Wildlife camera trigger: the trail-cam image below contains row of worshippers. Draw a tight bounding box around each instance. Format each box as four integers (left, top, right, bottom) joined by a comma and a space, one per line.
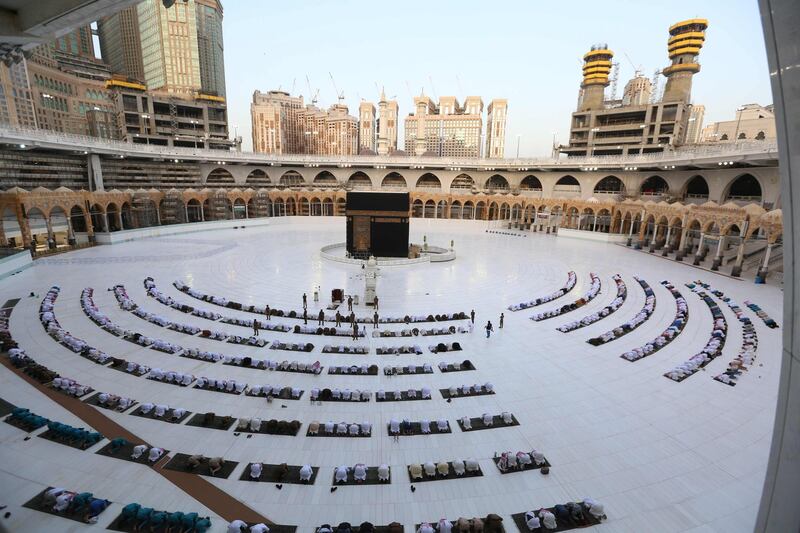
334, 463, 389, 483
621, 282, 687, 362
270, 341, 314, 352
40, 487, 110, 524
664, 288, 727, 381
390, 418, 450, 434
460, 412, 514, 429
417, 516, 504, 533
226, 333, 268, 347
130, 444, 166, 463
429, 341, 462, 353
195, 375, 249, 393
147, 368, 195, 386
523, 498, 606, 530
46, 420, 103, 447
174, 279, 229, 307
711, 291, 757, 385
508, 271, 577, 311
385, 363, 433, 375
378, 388, 431, 400
94, 392, 135, 411
310, 388, 370, 402
531, 273, 601, 321
247, 384, 302, 398
222, 314, 290, 332
376, 345, 423, 355
40, 299, 112, 366
438, 360, 474, 372
228, 354, 322, 374
448, 383, 494, 396
248, 462, 313, 483
744, 300, 779, 328
324, 344, 370, 354
294, 324, 360, 337
138, 401, 187, 420
124, 361, 150, 375
331, 364, 376, 375
51, 377, 91, 397
228, 519, 270, 533
119, 502, 211, 532
308, 420, 372, 436
496, 450, 547, 471
557, 275, 626, 332
317, 522, 397, 533
8, 407, 49, 430
589, 277, 655, 345
112, 284, 136, 311
409, 459, 480, 479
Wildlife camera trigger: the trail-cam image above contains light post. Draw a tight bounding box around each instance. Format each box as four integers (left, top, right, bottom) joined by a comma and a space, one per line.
732, 105, 746, 141
515, 134, 521, 158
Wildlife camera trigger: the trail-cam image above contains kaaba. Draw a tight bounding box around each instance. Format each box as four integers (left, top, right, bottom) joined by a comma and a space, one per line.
346, 192, 409, 258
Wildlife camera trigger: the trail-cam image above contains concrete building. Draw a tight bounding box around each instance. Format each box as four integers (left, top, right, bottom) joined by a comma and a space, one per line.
358, 101, 376, 153
194, 0, 226, 97
563, 19, 708, 157
701, 103, 776, 142
251, 90, 304, 155
376, 91, 399, 155
97, 6, 146, 83
0, 58, 37, 129
108, 77, 233, 149
622, 73, 652, 106
686, 104, 705, 144
404, 95, 485, 157
485, 99, 508, 158
251, 90, 357, 155
51, 26, 96, 59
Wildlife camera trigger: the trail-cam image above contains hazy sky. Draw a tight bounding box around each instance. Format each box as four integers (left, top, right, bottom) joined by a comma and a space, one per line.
221, 0, 772, 156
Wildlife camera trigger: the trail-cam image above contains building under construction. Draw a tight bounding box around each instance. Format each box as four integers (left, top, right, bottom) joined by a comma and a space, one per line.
562, 19, 708, 157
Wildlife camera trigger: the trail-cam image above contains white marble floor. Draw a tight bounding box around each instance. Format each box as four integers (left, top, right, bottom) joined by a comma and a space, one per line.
0, 217, 784, 533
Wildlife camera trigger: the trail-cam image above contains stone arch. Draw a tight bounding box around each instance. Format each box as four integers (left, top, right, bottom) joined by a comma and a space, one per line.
187, 198, 203, 222
89, 203, 106, 232
381, 172, 406, 189
683, 175, 709, 200
488, 201, 499, 220
286, 197, 297, 216
69, 205, 87, 233
424, 199, 436, 218
279, 170, 305, 187
564, 206, 580, 228
436, 200, 447, 218
233, 198, 247, 219
450, 200, 463, 219
323, 197, 334, 216
520, 175, 542, 191
594, 175, 625, 194
594, 208, 612, 232
347, 171, 373, 189
450, 173, 474, 191
499, 202, 511, 220
272, 197, 286, 216
412, 199, 424, 218
724, 173, 763, 202
314, 171, 338, 187
246, 169, 271, 186
475, 201, 486, 220
486, 174, 510, 191
553, 175, 581, 196
206, 167, 235, 185
298, 197, 310, 216
640, 175, 670, 196
335, 197, 346, 216
417, 173, 442, 190
462, 200, 474, 219
120, 202, 134, 229
106, 202, 121, 231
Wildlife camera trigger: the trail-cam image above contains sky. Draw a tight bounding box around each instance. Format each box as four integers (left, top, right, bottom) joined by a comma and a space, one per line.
221, 0, 773, 157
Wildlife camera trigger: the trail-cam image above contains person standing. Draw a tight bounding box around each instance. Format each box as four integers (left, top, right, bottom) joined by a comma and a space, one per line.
373, 311, 379, 329
499, 313, 504, 329
302, 293, 307, 310
470, 309, 475, 324
264, 304, 270, 320
352, 322, 359, 340
303, 309, 308, 325
318, 309, 325, 326
335, 311, 342, 327
374, 296, 379, 310
253, 319, 260, 337
347, 296, 353, 312
485, 321, 493, 338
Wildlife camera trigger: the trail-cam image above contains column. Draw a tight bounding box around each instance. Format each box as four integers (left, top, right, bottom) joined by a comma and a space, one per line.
711, 235, 726, 270
104, 212, 111, 233
16, 203, 32, 251
757, 242, 773, 281
84, 210, 95, 243
0, 218, 7, 247
115, 210, 123, 231
626, 217, 635, 246
45, 218, 56, 249
66, 217, 76, 246
661, 226, 673, 256
692, 232, 705, 265
184, 203, 189, 224
592, 215, 598, 232
731, 222, 749, 277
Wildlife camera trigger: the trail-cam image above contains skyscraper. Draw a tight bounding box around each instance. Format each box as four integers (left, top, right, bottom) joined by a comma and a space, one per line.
622, 73, 652, 106
485, 99, 508, 158
97, 7, 145, 82
376, 91, 398, 155
358, 101, 376, 153
195, 0, 226, 97
251, 90, 305, 154
404, 95, 485, 157
686, 104, 705, 143
52, 27, 95, 59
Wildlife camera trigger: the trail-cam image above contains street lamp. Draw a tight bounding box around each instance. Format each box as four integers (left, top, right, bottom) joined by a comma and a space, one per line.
516, 134, 522, 158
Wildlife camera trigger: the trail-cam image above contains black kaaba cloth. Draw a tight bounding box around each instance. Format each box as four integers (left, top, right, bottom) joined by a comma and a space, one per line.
346, 192, 409, 258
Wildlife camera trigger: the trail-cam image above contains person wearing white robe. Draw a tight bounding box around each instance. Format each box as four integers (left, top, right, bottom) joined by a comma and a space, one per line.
377, 464, 390, 481
420, 419, 431, 434
53, 492, 74, 512
325, 421, 335, 434
517, 452, 532, 467
417, 523, 434, 533
154, 404, 168, 418
360, 421, 372, 435
148, 447, 164, 462
389, 419, 400, 435
482, 413, 494, 426
334, 465, 349, 483
438, 519, 453, 533
353, 463, 367, 482
437, 419, 449, 432
465, 458, 480, 472
131, 444, 148, 459
524, 511, 540, 530
140, 403, 154, 415
250, 463, 262, 479
250, 418, 262, 432
539, 509, 556, 530
299, 464, 313, 482
337, 422, 347, 435
452, 459, 465, 476
423, 461, 436, 477
421, 387, 431, 399
348, 423, 360, 436
501, 412, 513, 424
460, 416, 472, 430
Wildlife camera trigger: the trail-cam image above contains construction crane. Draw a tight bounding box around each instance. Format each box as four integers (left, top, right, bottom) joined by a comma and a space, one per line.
329, 72, 345, 104
305, 75, 319, 106
650, 68, 662, 103
608, 61, 620, 101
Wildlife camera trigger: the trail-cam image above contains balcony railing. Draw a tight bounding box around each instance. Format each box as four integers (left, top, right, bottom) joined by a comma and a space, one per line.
0, 124, 779, 170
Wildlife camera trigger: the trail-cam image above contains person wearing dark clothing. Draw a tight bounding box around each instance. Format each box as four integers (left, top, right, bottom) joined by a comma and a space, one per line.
347, 296, 353, 312
253, 319, 260, 336
303, 309, 308, 325
499, 313, 504, 329
318, 309, 325, 326
264, 305, 271, 320
303, 293, 307, 310
470, 309, 475, 324
373, 312, 379, 329
373, 296, 379, 310
485, 321, 493, 338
